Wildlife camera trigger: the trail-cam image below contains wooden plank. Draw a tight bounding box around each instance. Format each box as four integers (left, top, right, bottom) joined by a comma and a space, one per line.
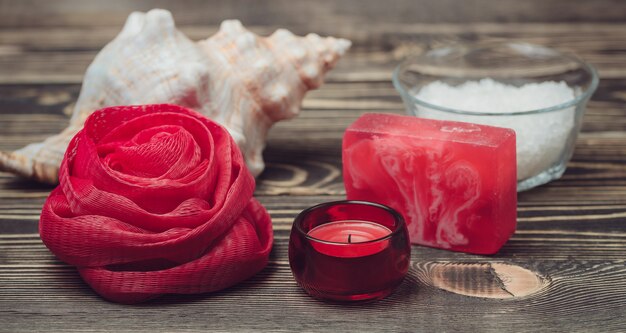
3, 23, 626, 51
1, 82, 626, 198
1, 79, 626, 138
1, 0, 626, 29
0, 235, 625, 332
1, 141, 626, 200
1, 194, 626, 259
2, 23, 626, 84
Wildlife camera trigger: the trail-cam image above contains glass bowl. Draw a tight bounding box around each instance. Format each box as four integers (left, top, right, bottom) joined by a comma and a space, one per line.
288, 200, 410, 302
392, 42, 599, 191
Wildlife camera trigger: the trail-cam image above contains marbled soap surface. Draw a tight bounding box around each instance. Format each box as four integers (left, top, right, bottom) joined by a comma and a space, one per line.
343, 113, 517, 254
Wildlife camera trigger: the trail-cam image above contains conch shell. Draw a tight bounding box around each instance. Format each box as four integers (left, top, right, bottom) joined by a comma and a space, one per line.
0, 9, 350, 183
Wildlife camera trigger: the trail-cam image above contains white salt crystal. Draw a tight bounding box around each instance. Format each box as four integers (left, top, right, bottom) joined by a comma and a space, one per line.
412, 78, 576, 182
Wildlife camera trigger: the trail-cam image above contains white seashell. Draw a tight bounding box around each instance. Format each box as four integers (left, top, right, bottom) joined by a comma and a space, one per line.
0, 9, 350, 183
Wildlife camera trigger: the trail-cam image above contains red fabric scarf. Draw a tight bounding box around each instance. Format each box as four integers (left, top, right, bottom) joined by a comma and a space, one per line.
39, 104, 273, 303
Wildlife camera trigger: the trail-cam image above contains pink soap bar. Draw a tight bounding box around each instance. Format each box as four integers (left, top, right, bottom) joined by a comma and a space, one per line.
342, 113, 517, 254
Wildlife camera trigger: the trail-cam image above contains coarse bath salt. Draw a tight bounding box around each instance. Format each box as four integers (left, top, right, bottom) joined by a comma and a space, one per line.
413, 78, 576, 182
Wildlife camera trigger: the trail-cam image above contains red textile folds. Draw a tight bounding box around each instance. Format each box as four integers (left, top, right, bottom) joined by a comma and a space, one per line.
39, 104, 273, 304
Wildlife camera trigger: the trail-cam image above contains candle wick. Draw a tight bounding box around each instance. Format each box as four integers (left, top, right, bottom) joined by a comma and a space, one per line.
348, 234, 352, 243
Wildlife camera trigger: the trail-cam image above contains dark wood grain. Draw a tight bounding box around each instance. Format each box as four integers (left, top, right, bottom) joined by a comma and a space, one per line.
3, 23, 626, 85
1, 0, 626, 29
1, 0, 626, 332
1, 233, 626, 332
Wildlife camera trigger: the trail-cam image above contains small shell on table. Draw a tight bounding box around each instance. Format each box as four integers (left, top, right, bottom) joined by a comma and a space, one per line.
0, 9, 350, 183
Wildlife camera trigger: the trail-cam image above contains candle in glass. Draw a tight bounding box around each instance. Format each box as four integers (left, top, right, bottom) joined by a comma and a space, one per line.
289, 200, 411, 302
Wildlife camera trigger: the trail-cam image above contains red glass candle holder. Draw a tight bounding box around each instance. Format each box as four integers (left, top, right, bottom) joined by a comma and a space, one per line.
289, 200, 411, 302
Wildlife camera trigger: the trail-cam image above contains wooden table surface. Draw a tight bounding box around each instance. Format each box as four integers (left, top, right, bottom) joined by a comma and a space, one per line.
1, 1, 626, 332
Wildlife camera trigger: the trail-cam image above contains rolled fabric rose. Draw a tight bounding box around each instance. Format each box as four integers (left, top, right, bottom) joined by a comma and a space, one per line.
39, 104, 273, 304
